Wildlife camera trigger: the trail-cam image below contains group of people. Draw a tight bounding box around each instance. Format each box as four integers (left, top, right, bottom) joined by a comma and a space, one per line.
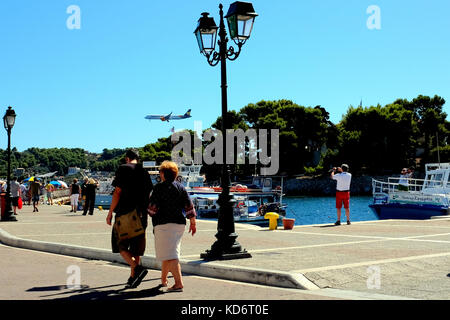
69, 177, 99, 215
6, 178, 65, 212
330, 164, 416, 225
4, 177, 46, 214
106, 149, 196, 292
5, 176, 100, 215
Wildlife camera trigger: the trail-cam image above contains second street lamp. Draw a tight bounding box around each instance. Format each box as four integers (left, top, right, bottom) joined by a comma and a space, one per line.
195, 1, 257, 261
2, 106, 17, 222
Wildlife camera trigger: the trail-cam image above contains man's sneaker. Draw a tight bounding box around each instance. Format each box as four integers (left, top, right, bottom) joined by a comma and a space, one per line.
130, 265, 148, 288
347, 220, 351, 225
125, 276, 134, 289
334, 220, 341, 226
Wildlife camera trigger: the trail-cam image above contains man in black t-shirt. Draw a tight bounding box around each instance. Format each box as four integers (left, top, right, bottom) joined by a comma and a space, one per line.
106, 149, 153, 289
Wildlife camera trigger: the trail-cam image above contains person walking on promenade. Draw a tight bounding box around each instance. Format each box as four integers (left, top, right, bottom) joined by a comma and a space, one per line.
83, 178, 98, 215
148, 160, 197, 292
106, 149, 153, 289
45, 182, 55, 205
331, 164, 352, 225
30, 178, 41, 212
10, 177, 21, 215
20, 181, 28, 205
69, 179, 81, 213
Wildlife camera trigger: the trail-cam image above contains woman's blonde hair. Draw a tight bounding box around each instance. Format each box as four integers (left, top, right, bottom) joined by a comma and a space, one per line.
159, 161, 178, 182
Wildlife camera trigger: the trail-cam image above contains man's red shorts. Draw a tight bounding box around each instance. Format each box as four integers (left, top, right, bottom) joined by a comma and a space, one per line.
336, 191, 350, 209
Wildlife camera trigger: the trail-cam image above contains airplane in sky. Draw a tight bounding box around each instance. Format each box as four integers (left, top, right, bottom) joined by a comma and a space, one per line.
145, 109, 192, 122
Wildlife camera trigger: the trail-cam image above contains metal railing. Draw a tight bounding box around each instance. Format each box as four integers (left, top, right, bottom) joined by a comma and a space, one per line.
372, 177, 443, 195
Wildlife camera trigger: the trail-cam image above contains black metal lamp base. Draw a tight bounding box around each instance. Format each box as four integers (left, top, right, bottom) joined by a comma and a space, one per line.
1, 214, 17, 222
200, 232, 252, 261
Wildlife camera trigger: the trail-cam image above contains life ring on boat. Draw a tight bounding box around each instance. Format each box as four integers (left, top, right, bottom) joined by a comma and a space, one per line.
231, 184, 248, 192
235, 201, 245, 208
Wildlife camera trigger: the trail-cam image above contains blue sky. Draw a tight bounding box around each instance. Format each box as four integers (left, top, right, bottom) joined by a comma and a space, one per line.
0, 0, 449, 153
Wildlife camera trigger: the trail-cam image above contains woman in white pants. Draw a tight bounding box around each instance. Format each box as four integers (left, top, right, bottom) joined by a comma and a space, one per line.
148, 161, 197, 292
69, 178, 82, 213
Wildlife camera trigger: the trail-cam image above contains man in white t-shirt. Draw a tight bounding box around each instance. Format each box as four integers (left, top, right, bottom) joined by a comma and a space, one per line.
331, 164, 352, 225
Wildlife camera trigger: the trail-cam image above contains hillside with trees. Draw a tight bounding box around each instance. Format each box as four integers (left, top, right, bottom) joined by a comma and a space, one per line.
0, 94, 447, 180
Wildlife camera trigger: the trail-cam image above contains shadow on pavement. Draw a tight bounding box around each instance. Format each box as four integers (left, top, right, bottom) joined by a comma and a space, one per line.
30, 277, 165, 300
49, 285, 166, 300
314, 224, 339, 228
27, 284, 90, 292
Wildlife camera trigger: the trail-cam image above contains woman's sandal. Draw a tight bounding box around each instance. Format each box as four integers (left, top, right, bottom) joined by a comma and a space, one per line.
167, 286, 183, 292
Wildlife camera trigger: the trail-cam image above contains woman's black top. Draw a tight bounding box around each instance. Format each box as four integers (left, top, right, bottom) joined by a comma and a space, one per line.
148, 181, 196, 227
71, 184, 80, 194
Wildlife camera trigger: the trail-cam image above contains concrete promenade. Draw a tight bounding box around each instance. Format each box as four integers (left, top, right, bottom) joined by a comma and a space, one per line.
1, 204, 450, 300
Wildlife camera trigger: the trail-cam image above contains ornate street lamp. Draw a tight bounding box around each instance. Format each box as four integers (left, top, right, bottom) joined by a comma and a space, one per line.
2, 106, 17, 222
195, 2, 257, 260
194, 12, 218, 56
225, 1, 258, 45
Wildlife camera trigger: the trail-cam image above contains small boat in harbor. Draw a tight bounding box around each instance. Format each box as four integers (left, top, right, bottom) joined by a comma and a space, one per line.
142, 162, 288, 227
189, 176, 287, 227
370, 163, 450, 219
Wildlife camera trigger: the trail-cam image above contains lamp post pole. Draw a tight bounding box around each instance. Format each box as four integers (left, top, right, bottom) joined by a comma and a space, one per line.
2, 106, 17, 222
196, 2, 257, 260
210, 4, 247, 260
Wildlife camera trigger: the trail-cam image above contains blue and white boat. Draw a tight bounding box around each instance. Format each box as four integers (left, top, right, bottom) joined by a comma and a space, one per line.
189, 176, 287, 227
370, 163, 450, 219
142, 161, 287, 226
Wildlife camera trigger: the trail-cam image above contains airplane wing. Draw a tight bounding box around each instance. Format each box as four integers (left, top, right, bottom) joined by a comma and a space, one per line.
145, 112, 173, 122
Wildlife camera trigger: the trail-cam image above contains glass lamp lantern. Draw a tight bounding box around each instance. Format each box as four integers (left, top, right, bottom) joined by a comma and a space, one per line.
3, 106, 16, 130
225, 1, 258, 44
194, 12, 219, 55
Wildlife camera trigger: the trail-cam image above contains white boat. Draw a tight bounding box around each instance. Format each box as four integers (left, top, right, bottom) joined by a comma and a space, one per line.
144, 163, 205, 188
143, 162, 287, 226
370, 163, 450, 219
189, 176, 287, 227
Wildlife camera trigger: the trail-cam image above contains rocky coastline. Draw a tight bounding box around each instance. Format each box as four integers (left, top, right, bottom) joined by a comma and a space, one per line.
282, 175, 382, 197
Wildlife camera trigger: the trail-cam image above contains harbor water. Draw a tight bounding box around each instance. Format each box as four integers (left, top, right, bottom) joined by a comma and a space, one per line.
95, 194, 113, 209
96, 194, 378, 226
283, 196, 378, 225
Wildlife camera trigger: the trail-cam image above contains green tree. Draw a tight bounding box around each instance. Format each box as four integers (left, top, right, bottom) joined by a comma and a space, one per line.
240, 100, 336, 175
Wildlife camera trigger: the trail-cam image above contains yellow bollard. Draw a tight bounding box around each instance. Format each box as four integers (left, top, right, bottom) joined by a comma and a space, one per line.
264, 212, 279, 230
98, 206, 103, 211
